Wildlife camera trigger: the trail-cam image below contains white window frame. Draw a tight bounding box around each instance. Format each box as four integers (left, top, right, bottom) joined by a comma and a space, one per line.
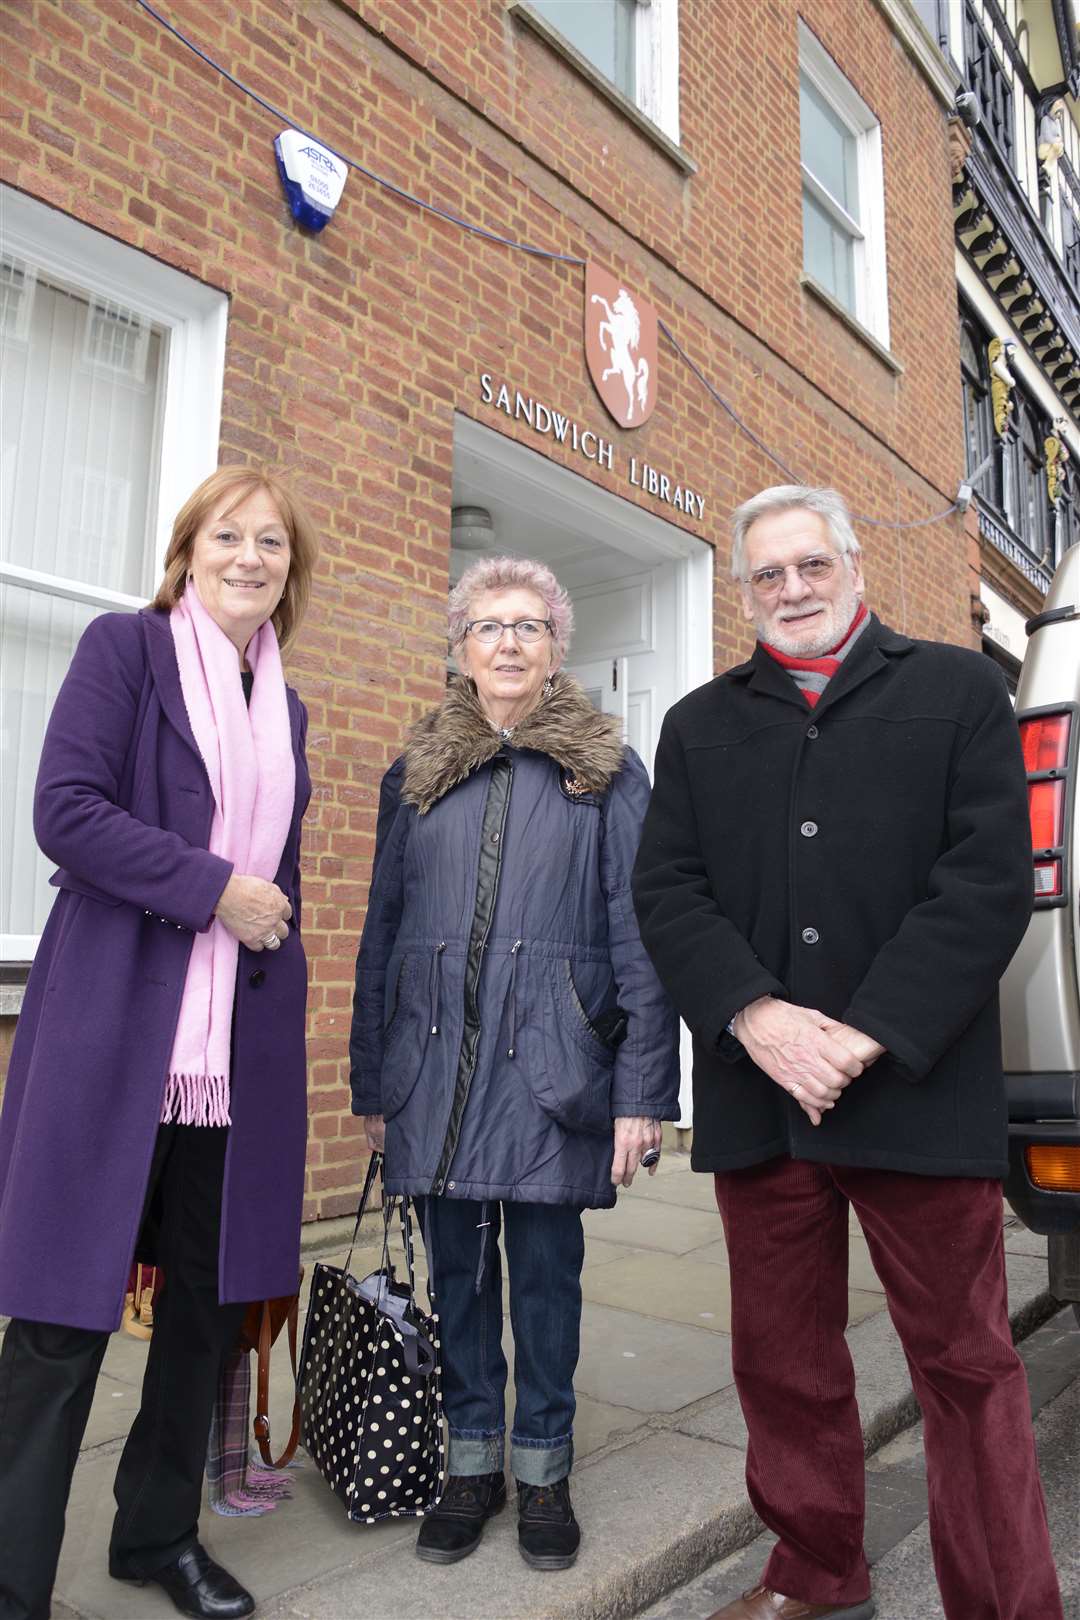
798, 21, 890, 349
0, 185, 227, 960
635, 0, 680, 144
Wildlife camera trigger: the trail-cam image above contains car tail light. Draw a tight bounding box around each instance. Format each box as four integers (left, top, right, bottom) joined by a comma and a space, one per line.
1017, 710, 1071, 901
1026, 1144, 1080, 1191
1020, 712, 1070, 774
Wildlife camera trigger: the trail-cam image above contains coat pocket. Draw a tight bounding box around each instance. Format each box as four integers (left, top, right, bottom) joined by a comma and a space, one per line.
383, 953, 413, 1042
531, 959, 615, 1137
381, 951, 434, 1120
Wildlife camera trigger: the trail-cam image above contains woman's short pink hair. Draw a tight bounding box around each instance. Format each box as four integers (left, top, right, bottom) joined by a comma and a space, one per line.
448, 555, 574, 664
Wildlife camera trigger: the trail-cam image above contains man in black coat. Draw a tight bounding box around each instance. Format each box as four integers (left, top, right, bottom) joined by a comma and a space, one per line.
632, 486, 1062, 1620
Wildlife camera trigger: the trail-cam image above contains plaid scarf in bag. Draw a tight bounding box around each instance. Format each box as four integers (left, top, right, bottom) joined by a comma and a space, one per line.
207, 1349, 298, 1516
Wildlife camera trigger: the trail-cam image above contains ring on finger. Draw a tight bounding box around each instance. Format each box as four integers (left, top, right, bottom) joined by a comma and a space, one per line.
791, 1082, 802, 1097
263, 933, 281, 949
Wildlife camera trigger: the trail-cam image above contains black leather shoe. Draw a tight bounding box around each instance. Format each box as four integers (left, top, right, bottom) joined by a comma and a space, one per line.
416, 1471, 507, 1564
110, 1542, 255, 1618
517, 1476, 581, 1569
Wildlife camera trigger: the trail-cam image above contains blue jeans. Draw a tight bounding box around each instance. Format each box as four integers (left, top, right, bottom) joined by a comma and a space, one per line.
415, 1197, 585, 1487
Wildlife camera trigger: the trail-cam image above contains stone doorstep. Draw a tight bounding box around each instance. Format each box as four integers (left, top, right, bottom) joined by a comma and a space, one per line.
241, 1252, 1058, 1620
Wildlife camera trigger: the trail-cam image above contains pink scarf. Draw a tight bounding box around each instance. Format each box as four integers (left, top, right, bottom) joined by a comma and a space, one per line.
162, 580, 295, 1127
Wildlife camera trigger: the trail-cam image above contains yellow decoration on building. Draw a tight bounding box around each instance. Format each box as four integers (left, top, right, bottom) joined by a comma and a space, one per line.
1045, 423, 1070, 506
988, 338, 1016, 437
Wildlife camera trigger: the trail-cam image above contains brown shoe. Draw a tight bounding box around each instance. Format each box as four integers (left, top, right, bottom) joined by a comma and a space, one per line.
706, 1586, 876, 1620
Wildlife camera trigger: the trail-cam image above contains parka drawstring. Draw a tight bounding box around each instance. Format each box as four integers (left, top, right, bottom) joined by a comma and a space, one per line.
429, 941, 446, 1035
505, 939, 523, 1059
474, 1202, 492, 1294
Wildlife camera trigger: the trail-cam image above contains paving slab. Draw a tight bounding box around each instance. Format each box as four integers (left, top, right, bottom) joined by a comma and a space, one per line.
576, 1302, 734, 1413
580, 1250, 734, 1334
688, 1236, 729, 1268
623, 1167, 724, 1212
580, 1248, 883, 1336
581, 1198, 725, 1255
581, 1236, 650, 1271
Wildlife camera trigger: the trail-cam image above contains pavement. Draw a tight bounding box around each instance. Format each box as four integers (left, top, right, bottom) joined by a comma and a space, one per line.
37, 1148, 1065, 1620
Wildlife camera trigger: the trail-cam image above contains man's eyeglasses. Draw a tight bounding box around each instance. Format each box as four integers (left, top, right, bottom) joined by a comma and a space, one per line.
746, 555, 841, 597
465, 618, 554, 643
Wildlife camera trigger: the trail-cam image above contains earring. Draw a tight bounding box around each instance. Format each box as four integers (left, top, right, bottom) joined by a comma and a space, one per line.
542, 675, 554, 698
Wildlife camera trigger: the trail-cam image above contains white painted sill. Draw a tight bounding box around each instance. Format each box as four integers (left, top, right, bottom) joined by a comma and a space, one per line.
801, 274, 904, 376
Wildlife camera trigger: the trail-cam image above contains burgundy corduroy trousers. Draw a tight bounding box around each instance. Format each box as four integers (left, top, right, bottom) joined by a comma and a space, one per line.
713, 1156, 1063, 1620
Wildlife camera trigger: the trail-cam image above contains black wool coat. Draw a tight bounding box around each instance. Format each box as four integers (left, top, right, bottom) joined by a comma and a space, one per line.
631, 615, 1033, 1179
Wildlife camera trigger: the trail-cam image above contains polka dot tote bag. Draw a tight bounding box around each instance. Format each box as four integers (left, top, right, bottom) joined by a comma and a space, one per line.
298, 1153, 445, 1522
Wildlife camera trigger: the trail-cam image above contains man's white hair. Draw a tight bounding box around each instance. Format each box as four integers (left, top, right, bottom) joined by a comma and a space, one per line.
730, 485, 862, 580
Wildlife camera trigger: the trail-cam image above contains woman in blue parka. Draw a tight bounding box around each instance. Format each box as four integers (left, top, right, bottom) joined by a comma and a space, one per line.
349, 555, 680, 1572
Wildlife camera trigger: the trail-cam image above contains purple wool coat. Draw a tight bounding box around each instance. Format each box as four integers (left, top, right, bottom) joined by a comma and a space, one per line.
0, 607, 311, 1332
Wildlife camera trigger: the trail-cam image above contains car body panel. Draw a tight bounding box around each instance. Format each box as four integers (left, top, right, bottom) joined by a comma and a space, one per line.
999, 545, 1080, 1255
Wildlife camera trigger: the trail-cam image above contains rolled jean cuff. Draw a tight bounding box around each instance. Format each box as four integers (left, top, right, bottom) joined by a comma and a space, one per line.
447, 1428, 504, 1476
510, 1434, 573, 1486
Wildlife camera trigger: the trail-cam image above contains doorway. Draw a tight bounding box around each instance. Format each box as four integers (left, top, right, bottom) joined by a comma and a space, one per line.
452, 414, 712, 1125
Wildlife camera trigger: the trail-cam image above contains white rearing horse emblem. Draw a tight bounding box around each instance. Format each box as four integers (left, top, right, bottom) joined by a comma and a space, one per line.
591, 289, 650, 424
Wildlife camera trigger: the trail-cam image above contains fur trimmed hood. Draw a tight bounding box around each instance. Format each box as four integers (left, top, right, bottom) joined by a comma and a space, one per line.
402, 672, 626, 814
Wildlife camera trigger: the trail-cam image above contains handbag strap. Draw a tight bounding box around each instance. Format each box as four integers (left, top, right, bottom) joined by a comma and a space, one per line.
379, 1188, 417, 1295
252, 1294, 301, 1470
399, 1195, 420, 1293
354, 1151, 427, 1303
343, 1151, 383, 1273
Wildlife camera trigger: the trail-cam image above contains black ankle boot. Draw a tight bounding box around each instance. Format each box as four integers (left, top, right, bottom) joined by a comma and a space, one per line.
416, 1471, 507, 1564
516, 1477, 580, 1569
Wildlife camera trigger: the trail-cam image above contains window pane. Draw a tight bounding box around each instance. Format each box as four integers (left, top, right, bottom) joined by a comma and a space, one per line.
800, 74, 858, 218
0, 261, 166, 594
1, 255, 167, 946
803, 189, 855, 311
0, 584, 101, 940
962, 382, 981, 473
532, 0, 636, 97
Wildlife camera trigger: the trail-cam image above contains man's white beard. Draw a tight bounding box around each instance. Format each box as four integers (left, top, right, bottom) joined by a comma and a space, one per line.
758, 584, 861, 658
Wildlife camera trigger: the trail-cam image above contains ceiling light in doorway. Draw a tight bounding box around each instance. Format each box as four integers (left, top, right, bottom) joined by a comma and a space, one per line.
451, 506, 495, 551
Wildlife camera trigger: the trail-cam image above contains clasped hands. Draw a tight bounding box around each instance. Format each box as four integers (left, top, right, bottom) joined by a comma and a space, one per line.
732, 996, 885, 1127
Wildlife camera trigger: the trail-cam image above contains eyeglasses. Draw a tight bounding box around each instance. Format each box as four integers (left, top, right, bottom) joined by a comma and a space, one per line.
746, 555, 841, 597
465, 618, 554, 643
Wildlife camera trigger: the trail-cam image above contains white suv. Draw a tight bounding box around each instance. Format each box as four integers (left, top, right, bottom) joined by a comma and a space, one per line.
999, 543, 1080, 1320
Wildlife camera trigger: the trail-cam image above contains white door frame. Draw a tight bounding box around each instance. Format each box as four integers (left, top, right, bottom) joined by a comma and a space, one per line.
454, 414, 713, 675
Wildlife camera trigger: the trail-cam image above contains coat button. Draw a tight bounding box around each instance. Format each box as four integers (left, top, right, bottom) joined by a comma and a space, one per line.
447, 1181, 456, 1191
249, 968, 266, 988
801, 927, 820, 945
806, 724, 819, 739
800, 821, 818, 838
490, 832, 500, 844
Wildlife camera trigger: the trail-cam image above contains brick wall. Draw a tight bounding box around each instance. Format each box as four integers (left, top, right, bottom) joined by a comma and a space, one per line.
2, 0, 974, 1218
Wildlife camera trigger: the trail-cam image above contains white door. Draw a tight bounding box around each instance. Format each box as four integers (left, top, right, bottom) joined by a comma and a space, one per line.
565, 571, 695, 1127
568, 655, 628, 732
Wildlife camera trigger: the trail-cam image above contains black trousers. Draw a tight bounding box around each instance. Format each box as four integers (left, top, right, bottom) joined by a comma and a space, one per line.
0, 1125, 246, 1620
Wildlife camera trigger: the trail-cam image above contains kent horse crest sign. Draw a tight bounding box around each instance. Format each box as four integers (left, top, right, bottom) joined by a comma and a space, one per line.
584, 265, 658, 430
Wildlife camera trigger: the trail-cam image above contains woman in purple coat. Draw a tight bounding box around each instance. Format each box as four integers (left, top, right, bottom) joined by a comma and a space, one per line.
0, 466, 318, 1620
